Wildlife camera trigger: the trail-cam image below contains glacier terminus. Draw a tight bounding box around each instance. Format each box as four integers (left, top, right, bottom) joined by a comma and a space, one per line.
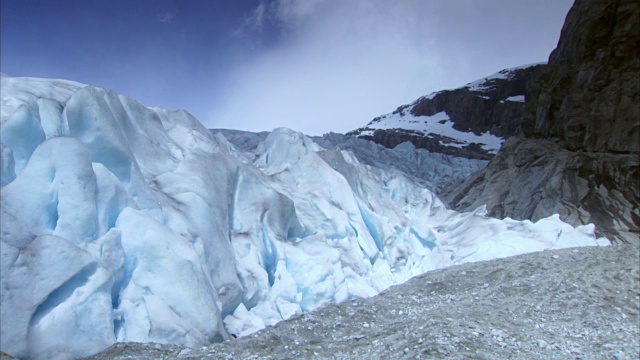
0, 75, 608, 359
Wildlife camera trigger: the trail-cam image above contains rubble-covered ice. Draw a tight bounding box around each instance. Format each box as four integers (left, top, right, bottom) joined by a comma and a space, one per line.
0, 75, 608, 359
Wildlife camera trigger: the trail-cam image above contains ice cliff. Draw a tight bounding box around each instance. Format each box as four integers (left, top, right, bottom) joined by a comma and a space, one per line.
0, 75, 607, 359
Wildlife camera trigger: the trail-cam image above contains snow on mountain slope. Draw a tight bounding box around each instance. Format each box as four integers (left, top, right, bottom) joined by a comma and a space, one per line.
347, 64, 547, 159
357, 111, 503, 153
0, 75, 607, 359
462, 63, 544, 92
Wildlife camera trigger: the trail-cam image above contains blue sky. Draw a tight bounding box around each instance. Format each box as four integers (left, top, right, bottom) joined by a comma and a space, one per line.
1, 0, 573, 135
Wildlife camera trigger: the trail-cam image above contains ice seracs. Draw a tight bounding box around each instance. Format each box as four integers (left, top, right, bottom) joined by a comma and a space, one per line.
0, 75, 608, 359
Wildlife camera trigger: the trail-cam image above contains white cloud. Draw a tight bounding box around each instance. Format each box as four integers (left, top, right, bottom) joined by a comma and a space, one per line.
206, 0, 572, 135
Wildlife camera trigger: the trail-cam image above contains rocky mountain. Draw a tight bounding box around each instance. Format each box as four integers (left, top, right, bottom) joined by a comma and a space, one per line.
442, 0, 640, 244
347, 64, 547, 160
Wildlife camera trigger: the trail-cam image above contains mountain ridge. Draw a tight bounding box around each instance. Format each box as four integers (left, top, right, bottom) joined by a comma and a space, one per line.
347, 63, 547, 159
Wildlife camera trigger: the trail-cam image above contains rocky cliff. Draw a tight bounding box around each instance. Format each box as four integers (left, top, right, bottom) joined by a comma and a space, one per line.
522, 0, 639, 153
347, 64, 546, 160
443, 0, 640, 244
411, 65, 546, 138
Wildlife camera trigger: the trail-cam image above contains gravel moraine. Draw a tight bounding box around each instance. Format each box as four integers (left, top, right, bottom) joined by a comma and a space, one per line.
86, 244, 640, 360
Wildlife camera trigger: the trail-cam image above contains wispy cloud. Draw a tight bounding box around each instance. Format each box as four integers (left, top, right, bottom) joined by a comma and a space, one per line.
236, 2, 267, 34
237, 0, 327, 31
208, 0, 572, 135
270, 0, 328, 28
157, 11, 176, 24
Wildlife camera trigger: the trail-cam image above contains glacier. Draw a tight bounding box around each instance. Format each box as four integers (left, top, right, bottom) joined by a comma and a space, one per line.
0, 75, 608, 359
214, 129, 489, 193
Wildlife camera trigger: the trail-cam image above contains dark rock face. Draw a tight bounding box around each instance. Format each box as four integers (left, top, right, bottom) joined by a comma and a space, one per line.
411, 65, 546, 138
522, 0, 640, 153
442, 138, 639, 243
444, 0, 640, 244
348, 65, 547, 160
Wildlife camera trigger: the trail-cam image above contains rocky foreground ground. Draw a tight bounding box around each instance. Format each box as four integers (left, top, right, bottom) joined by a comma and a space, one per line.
85, 244, 639, 360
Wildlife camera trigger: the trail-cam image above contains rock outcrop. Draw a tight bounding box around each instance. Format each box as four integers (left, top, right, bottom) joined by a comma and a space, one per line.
522, 0, 640, 153
411, 65, 546, 138
347, 64, 546, 160
443, 138, 639, 242
443, 0, 640, 244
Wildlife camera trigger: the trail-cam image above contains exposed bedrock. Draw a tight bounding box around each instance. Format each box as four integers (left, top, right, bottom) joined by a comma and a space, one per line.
444, 0, 640, 244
